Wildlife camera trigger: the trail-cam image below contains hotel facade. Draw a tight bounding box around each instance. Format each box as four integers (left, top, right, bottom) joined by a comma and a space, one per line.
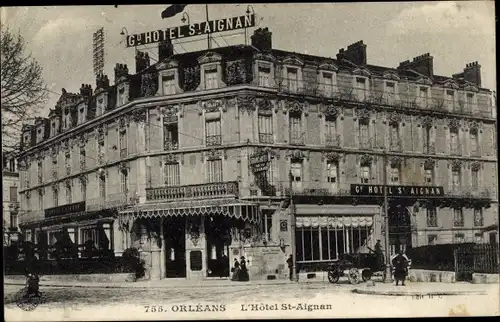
17, 28, 498, 280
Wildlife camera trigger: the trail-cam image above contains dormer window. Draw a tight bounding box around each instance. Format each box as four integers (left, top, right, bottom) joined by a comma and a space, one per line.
355, 77, 368, 101
418, 86, 430, 108
258, 66, 271, 87
385, 82, 397, 105
79, 106, 86, 124
204, 67, 218, 89
322, 73, 335, 97
162, 74, 176, 95
286, 68, 299, 93
446, 90, 455, 111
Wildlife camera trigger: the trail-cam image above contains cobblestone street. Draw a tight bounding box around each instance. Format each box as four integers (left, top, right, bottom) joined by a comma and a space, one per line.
5, 282, 499, 320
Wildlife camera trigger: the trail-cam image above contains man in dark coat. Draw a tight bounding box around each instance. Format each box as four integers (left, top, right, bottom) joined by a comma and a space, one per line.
287, 255, 294, 281
391, 250, 409, 286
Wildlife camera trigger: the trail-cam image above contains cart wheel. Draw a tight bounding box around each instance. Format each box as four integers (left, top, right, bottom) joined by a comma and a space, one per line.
327, 271, 340, 284
348, 268, 360, 284
362, 269, 372, 282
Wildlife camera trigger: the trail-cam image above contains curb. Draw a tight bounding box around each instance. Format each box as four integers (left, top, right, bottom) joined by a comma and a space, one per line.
351, 289, 487, 296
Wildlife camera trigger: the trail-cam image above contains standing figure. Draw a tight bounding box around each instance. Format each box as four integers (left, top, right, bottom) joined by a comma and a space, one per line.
391, 250, 409, 286
286, 255, 294, 281
219, 252, 229, 278
374, 239, 384, 269
239, 256, 250, 281
231, 258, 240, 281
25, 270, 41, 297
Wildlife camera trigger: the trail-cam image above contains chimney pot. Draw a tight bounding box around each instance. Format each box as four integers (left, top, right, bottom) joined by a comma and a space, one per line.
251, 27, 272, 52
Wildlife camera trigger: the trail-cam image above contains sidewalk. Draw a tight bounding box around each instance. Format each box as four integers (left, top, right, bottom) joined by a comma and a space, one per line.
352, 281, 497, 296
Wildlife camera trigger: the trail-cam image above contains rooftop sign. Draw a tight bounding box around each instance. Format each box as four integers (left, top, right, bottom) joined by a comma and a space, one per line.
126, 14, 256, 47
350, 184, 444, 197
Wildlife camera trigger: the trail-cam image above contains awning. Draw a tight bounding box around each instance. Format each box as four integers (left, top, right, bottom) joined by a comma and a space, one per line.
118, 198, 261, 229
296, 216, 373, 228
295, 204, 380, 216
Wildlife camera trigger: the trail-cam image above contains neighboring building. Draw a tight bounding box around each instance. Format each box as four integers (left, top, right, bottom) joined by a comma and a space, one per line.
17, 28, 497, 280
3, 152, 20, 245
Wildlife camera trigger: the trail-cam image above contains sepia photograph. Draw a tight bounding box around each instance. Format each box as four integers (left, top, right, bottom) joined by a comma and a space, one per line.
2, 2, 498, 320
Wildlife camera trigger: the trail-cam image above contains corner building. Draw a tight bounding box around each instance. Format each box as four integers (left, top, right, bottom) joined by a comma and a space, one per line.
17, 28, 498, 280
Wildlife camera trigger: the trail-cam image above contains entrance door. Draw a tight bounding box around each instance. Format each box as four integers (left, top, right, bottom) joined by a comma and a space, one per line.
164, 217, 186, 278
205, 216, 231, 278
388, 204, 412, 255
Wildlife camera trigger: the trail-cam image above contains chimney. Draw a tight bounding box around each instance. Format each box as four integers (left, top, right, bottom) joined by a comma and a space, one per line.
79, 84, 93, 98
463, 61, 481, 87
114, 63, 129, 83
336, 40, 367, 66
398, 53, 433, 77
251, 27, 272, 52
158, 39, 174, 61
135, 51, 151, 73
96, 73, 110, 89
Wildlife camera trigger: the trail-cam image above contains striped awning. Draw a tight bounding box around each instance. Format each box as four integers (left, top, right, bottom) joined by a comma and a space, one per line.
296, 216, 373, 228
118, 198, 261, 230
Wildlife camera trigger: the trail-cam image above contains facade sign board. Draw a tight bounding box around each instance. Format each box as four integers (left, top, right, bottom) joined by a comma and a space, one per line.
126, 14, 256, 47
250, 152, 269, 173
350, 184, 444, 197
45, 201, 86, 218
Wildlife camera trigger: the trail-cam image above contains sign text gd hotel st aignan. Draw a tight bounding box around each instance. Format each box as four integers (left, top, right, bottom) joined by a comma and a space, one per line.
350, 184, 444, 197
126, 14, 255, 47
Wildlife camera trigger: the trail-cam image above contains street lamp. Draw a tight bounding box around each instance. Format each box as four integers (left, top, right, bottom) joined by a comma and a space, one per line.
120, 27, 128, 36
181, 12, 190, 24
382, 151, 393, 283
244, 5, 255, 46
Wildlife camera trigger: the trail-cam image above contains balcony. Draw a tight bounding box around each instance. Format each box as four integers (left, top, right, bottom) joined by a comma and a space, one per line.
290, 135, 305, 145
470, 147, 482, 157
164, 141, 179, 151
389, 140, 402, 152
206, 135, 222, 146
325, 134, 341, 147
423, 143, 436, 154
445, 186, 495, 200
146, 181, 239, 202
450, 145, 462, 156
259, 133, 274, 144
86, 192, 136, 212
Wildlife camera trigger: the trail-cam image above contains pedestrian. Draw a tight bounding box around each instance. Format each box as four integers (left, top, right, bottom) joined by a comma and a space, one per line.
231, 258, 240, 281
239, 256, 250, 281
219, 252, 229, 278
286, 255, 294, 281
391, 250, 409, 286
24, 268, 41, 297
374, 239, 384, 269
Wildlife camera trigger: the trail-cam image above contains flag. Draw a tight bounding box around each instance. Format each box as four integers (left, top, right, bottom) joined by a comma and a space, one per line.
161, 4, 188, 19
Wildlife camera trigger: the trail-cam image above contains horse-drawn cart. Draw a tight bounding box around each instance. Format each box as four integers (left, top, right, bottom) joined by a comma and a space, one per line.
326, 253, 385, 284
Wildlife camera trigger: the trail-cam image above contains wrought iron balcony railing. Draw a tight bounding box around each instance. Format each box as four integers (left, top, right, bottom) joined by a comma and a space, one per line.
325, 134, 341, 147
259, 133, 274, 144
445, 187, 495, 199
389, 140, 402, 152
450, 145, 462, 156
86, 192, 137, 212
146, 181, 239, 202
206, 135, 222, 146
164, 141, 179, 151
423, 143, 436, 154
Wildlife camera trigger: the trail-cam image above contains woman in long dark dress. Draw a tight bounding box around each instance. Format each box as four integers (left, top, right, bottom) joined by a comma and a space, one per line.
392, 251, 409, 286
239, 256, 250, 282
231, 258, 240, 281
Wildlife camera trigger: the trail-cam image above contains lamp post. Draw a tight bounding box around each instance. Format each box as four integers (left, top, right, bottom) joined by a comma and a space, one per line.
382, 151, 393, 283
289, 170, 298, 282
120, 27, 136, 54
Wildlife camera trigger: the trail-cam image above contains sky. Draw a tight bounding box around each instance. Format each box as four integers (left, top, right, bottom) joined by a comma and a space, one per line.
1, 2, 496, 117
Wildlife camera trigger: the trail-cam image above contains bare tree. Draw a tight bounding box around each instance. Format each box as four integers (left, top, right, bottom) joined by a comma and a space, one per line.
1, 25, 48, 151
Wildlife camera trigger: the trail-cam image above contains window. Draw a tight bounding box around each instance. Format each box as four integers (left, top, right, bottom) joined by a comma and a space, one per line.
163, 116, 179, 150
471, 168, 479, 189
258, 66, 271, 87
290, 162, 302, 190
53, 189, 58, 207
466, 93, 474, 110
204, 68, 218, 89
446, 90, 455, 110
450, 128, 459, 155
453, 208, 464, 227
423, 125, 433, 153
470, 131, 478, 155
286, 68, 298, 93
360, 166, 370, 184
258, 114, 273, 143
205, 118, 221, 146
97, 142, 104, 164
99, 176, 106, 201
475, 233, 483, 243
419, 87, 429, 107
428, 235, 437, 245
390, 166, 400, 184
120, 170, 129, 194
66, 185, 72, 204
26, 195, 31, 210
327, 162, 338, 191
80, 227, 99, 250
451, 169, 461, 190
10, 212, 18, 228
426, 207, 437, 227
164, 163, 180, 186
79, 106, 86, 124
325, 117, 337, 145
289, 112, 302, 144
386, 82, 396, 104
455, 234, 465, 243
162, 74, 176, 95
37, 161, 42, 184
207, 159, 222, 183
359, 120, 369, 148
119, 130, 127, 158
323, 72, 334, 97
389, 123, 400, 150
424, 168, 434, 185
9, 186, 18, 202
81, 182, 87, 201
38, 191, 43, 211
65, 153, 71, 175
356, 77, 367, 101
80, 147, 86, 171
473, 208, 483, 227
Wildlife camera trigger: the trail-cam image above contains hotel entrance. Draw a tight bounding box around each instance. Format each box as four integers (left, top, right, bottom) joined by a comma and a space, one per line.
205, 216, 233, 278
388, 204, 412, 255
163, 217, 186, 278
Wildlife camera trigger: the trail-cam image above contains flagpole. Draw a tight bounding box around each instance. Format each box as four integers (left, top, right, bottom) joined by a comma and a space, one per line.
205, 4, 211, 49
